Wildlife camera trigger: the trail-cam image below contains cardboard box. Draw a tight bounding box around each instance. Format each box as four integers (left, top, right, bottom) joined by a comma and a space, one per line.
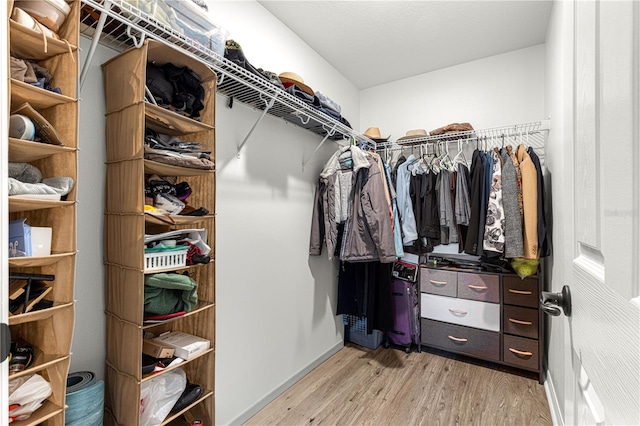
142, 338, 175, 359
31, 227, 52, 256
153, 331, 209, 360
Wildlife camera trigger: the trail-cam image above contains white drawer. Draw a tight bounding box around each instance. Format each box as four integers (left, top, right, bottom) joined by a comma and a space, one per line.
420, 293, 500, 332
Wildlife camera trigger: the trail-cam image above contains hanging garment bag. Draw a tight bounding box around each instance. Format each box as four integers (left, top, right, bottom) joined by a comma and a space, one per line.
385, 277, 420, 353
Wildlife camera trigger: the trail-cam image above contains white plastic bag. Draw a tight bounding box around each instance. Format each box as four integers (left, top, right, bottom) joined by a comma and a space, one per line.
8, 374, 52, 423
139, 368, 186, 426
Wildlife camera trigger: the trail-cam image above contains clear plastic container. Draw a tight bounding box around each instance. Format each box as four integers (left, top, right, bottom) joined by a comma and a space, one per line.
14, 0, 70, 32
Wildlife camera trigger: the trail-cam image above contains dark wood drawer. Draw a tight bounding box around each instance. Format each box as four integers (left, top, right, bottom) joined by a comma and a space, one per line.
457, 272, 500, 303
503, 335, 539, 371
503, 275, 539, 308
421, 319, 500, 362
420, 268, 457, 297
503, 305, 539, 339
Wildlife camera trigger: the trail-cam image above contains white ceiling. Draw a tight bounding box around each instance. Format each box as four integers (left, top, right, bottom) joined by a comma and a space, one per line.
258, 1, 554, 90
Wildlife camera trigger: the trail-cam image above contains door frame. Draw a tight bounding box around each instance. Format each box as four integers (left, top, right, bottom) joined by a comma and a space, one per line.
2, 0, 10, 420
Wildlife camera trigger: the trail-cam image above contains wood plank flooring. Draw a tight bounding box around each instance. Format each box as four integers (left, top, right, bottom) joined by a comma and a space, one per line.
245, 344, 552, 426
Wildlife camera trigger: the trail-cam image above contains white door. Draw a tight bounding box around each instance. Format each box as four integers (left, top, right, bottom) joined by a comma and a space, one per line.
567, 0, 640, 424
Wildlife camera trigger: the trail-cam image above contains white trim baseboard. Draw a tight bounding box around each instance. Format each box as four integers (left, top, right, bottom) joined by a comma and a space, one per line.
226, 341, 344, 425
545, 369, 564, 426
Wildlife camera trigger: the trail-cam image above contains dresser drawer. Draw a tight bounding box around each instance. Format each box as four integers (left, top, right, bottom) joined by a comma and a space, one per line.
457, 272, 500, 303
503, 275, 539, 308
421, 319, 500, 361
503, 305, 539, 339
420, 268, 457, 297
503, 335, 539, 371
421, 293, 500, 332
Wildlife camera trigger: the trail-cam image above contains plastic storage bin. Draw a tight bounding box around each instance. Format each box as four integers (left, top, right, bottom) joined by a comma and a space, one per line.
144, 248, 187, 272
343, 315, 383, 349
15, 0, 70, 32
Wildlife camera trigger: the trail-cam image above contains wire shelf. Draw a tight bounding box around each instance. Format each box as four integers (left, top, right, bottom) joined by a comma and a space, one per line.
376, 121, 550, 166
79, 0, 375, 149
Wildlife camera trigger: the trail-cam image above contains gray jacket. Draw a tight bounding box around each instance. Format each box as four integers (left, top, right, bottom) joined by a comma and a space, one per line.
309, 145, 396, 263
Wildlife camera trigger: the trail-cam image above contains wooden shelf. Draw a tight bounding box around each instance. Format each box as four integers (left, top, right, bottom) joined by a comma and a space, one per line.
9, 197, 74, 212
10, 79, 77, 110
160, 391, 214, 426
141, 349, 214, 383
9, 251, 75, 268
145, 103, 214, 136
9, 302, 74, 326
144, 159, 214, 177
142, 301, 215, 329
145, 213, 214, 227
9, 19, 78, 61
11, 400, 64, 426
9, 353, 70, 380
9, 138, 76, 162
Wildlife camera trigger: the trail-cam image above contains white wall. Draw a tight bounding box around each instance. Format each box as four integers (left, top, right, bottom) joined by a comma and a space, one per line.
203, 2, 364, 425
543, 1, 574, 424
360, 45, 545, 139
70, 37, 115, 379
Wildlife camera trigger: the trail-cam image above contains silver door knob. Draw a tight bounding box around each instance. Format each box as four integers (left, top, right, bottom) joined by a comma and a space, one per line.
541, 285, 571, 317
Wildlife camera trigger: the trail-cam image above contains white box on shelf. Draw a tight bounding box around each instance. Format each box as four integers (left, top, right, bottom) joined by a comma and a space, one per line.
153, 331, 210, 360
31, 227, 52, 256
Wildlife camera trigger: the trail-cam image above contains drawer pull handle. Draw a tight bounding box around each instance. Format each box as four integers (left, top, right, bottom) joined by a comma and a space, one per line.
448, 335, 468, 343
468, 285, 488, 290
508, 289, 533, 295
509, 347, 533, 357
430, 280, 448, 286
508, 318, 533, 326
448, 308, 468, 315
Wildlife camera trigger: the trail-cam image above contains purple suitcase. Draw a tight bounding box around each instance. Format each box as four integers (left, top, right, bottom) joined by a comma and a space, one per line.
385, 278, 420, 353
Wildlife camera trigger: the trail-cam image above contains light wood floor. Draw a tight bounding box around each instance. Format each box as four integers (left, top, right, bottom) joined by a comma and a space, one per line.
245, 343, 552, 426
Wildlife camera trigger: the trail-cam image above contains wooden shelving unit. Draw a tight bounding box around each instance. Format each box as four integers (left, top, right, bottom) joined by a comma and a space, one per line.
102, 39, 216, 425
6, 0, 80, 424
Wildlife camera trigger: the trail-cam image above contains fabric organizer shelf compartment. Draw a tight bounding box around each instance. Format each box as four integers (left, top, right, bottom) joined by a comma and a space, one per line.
78, 0, 377, 163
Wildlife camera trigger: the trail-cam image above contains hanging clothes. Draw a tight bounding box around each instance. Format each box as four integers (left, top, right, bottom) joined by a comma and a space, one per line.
483, 149, 505, 253
438, 169, 458, 244
455, 162, 471, 253
309, 145, 396, 263
464, 149, 485, 255
382, 160, 404, 258
527, 147, 550, 257
517, 144, 539, 259
336, 261, 394, 333
501, 149, 524, 258
395, 155, 419, 246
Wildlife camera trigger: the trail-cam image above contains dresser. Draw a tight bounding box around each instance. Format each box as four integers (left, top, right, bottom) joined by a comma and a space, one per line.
419, 265, 545, 383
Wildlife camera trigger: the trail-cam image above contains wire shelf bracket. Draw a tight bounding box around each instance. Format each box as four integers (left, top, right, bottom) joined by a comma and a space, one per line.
79, 0, 112, 90
236, 94, 277, 159
302, 124, 337, 172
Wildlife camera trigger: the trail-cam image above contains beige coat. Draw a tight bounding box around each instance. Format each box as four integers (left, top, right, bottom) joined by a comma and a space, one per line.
517, 145, 538, 258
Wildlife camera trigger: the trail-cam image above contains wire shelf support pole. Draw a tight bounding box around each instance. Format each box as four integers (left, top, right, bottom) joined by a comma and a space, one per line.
302, 124, 337, 172
237, 94, 277, 159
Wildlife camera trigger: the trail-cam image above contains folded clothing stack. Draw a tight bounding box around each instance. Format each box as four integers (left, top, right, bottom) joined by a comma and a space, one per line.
8, 162, 74, 200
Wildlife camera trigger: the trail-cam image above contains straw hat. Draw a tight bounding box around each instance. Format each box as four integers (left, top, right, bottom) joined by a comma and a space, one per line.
363, 127, 390, 142
397, 129, 429, 141
278, 72, 314, 96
